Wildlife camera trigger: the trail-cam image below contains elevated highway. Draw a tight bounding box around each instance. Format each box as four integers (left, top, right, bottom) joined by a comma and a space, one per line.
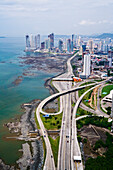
36, 49, 111, 170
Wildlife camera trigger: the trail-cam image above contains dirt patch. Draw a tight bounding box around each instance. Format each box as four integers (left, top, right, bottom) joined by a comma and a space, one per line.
78, 125, 108, 161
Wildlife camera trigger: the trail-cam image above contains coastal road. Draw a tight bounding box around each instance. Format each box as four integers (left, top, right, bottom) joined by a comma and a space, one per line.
36, 102, 55, 170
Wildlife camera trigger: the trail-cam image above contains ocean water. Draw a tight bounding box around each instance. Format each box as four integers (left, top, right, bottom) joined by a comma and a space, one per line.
0, 37, 56, 165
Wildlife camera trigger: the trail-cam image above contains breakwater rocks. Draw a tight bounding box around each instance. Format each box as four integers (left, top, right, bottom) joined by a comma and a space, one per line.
3, 99, 44, 169
17, 141, 43, 170
17, 99, 44, 169
0, 159, 14, 170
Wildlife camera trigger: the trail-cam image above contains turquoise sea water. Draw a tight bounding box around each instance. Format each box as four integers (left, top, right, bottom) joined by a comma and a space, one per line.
0, 37, 55, 164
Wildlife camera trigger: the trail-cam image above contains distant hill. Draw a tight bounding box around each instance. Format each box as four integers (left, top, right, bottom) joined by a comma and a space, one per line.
95, 33, 113, 39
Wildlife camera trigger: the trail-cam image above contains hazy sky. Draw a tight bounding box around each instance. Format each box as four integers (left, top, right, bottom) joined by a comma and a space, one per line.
0, 0, 113, 36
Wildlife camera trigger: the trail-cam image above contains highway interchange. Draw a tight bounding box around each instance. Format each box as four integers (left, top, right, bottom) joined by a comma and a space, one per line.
36, 52, 111, 170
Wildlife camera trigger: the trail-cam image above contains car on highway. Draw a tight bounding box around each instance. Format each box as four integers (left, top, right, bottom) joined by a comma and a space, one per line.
66, 135, 69, 138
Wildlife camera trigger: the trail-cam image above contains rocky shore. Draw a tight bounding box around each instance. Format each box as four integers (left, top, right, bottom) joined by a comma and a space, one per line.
0, 159, 14, 170
3, 99, 44, 170
19, 53, 70, 74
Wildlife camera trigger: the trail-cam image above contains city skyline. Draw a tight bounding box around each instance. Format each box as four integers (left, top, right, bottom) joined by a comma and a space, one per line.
0, 0, 113, 36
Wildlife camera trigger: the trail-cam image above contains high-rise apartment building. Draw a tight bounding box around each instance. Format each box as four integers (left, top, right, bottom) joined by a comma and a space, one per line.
58, 39, 63, 52
89, 39, 93, 52
41, 42, 45, 49
45, 38, 50, 49
35, 35, 38, 49
83, 54, 91, 77
48, 33, 54, 49
82, 45, 86, 52
67, 39, 71, 53
35, 34, 40, 49
77, 36, 81, 47
30, 34, 35, 49
108, 51, 113, 67
26, 35, 30, 50
71, 34, 74, 52
37, 34, 40, 49
80, 54, 91, 79
99, 41, 103, 52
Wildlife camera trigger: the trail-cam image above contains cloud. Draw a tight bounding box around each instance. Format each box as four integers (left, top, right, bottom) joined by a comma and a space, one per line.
1, 0, 113, 36
79, 20, 96, 25
79, 20, 113, 26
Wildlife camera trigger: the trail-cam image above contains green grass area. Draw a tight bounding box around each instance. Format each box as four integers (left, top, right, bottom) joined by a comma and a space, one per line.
80, 81, 95, 87
76, 107, 92, 117
41, 136, 46, 168
78, 85, 94, 97
48, 136, 60, 167
101, 85, 113, 98
77, 116, 112, 130
72, 102, 75, 107
40, 112, 63, 130
94, 79, 103, 82
35, 111, 40, 129
92, 95, 94, 106
82, 90, 93, 109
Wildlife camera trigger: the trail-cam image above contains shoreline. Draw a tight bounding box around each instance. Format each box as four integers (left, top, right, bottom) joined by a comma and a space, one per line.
0, 51, 69, 169
1, 69, 65, 169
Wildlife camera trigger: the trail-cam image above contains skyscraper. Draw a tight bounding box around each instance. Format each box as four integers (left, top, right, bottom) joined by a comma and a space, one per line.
41, 42, 45, 49
35, 35, 38, 49
37, 34, 40, 49
48, 33, 54, 49
67, 39, 71, 53
99, 40, 103, 52
45, 38, 50, 50
30, 34, 35, 49
108, 51, 113, 67
77, 36, 81, 47
71, 34, 74, 52
72, 34, 74, 42
83, 54, 91, 78
88, 39, 93, 53
58, 39, 63, 52
82, 45, 86, 52
26, 35, 30, 50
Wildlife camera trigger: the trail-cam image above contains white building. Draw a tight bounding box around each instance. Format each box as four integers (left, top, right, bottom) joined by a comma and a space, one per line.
80, 54, 91, 79
88, 39, 93, 53
30, 34, 35, 49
